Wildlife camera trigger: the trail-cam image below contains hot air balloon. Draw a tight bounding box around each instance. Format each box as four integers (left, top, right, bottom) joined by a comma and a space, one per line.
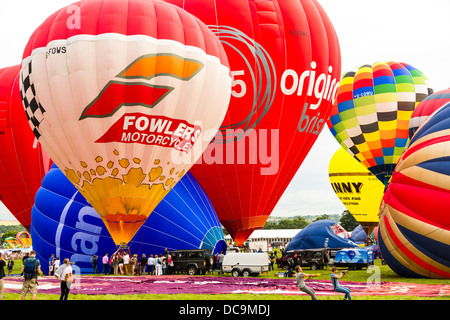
378, 101, 450, 278
349, 225, 369, 245
285, 219, 358, 251
328, 147, 385, 235
20, 0, 231, 246
31, 164, 227, 275
165, 0, 341, 245
0, 65, 49, 231
327, 62, 432, 185
409, 88, 450, 139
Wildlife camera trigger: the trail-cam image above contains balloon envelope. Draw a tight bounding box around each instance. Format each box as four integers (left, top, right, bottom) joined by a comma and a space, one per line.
379, 102, 450, 278
20, 0, 231, 245
31, 164, 227, 275
166, 0, 341, 245
328, 147, 385, 234
349, 225, 369, 244
328, 62, 432, 185
0, 65, 49, 231
285, 219, 358, 251
408, 88, 450, 139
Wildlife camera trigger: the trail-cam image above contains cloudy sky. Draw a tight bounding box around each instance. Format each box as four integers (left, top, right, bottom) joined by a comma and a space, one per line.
0, 0, 449, 220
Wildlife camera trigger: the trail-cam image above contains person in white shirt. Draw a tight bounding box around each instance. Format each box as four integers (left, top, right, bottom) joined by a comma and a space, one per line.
123, 252, 130, 275
147, 254, 155, 275
54, 258, 73, 300
53, 258, 60, 274
155, 254, 162, 276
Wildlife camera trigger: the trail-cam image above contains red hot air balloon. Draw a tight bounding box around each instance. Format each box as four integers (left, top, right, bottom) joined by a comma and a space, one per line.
0, 65, 50, 230
165, 0, 341, 245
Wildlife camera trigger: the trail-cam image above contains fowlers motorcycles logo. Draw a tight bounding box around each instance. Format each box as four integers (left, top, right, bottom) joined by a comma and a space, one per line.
81, 53, 204, 153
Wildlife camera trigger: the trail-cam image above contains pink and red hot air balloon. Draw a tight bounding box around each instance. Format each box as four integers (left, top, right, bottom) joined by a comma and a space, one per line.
19, 0, 231, 246
0, 65, 49, 231
166, 0, 341, 245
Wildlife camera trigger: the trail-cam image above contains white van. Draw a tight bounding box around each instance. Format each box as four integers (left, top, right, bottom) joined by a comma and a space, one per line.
221, 253, 269, 277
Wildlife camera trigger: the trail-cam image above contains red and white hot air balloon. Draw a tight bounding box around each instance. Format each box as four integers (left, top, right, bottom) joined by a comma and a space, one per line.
20, 0, 231, 246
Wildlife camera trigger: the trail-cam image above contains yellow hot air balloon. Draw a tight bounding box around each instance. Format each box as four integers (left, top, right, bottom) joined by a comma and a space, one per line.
328, 147, 385, 235
19, 0, 231, 246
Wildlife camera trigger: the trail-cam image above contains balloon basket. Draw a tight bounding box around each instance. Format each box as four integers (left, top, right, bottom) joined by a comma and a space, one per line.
117, 243, 130, 252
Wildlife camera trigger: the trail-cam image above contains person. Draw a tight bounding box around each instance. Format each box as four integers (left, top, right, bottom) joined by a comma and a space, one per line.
7, 258, 14, 276
147, 254, 155, 275
110, 254, 117, 275
55, 258, 73, 300
21, 250, 42, 300
48, 253, 55, 276
139, 254, 147, 275
295, 265, 319, 300
269, 253, 275, 271
167, 254, 174, 275
330, 266, 352, 300
109, 254, 115, 275
162, 255, 167, 275
218, 251, 225, 274
123, 251, 130, 275
102, 252, 109, 275
118, 252, 124, 275
91, 254, 98, 274
130, 254, 137, 275
54, 257, 61, 275
155, 254, 162, 276
0, 253, 6, 300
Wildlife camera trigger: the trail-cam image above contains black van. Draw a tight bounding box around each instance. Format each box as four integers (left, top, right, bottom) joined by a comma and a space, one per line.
170, 249, 214, 275
276, 248, 332, 270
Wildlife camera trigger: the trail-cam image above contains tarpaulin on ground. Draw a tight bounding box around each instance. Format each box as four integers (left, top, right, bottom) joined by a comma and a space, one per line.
3, 275, 448, 297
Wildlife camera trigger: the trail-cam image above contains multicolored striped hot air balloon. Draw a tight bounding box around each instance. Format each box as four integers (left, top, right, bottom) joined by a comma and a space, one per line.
408, 88, 450, 139
19, 0, 231, 246
378, 101, 450, 279
327, 62, 432, 185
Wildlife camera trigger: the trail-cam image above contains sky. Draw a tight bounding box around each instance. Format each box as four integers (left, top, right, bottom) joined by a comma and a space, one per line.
0, 0, 449, 220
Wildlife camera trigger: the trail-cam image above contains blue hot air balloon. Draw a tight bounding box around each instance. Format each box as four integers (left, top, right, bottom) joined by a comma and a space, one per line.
285, 219, 359, 251
31, 164, 227, 275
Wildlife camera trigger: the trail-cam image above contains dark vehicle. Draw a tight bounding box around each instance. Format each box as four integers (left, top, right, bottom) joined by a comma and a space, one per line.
170, 249, 214, 275
276, 248, 333, 270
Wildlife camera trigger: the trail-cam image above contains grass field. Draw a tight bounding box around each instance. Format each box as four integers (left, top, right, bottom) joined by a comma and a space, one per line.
3, 257, 449, 300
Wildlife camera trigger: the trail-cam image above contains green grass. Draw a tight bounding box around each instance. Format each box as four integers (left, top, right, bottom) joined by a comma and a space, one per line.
4, 257, 449, 300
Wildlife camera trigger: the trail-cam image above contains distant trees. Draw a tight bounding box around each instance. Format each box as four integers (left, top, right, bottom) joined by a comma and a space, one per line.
263, 216, 309, 229
339, 210, 359, 231
0, 224, 26, 246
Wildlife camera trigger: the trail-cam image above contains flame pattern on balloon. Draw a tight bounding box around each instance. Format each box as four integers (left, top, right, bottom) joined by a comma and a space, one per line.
328, 62, 432, 185
378, 102, 450, 278
19, 0, 231, 245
